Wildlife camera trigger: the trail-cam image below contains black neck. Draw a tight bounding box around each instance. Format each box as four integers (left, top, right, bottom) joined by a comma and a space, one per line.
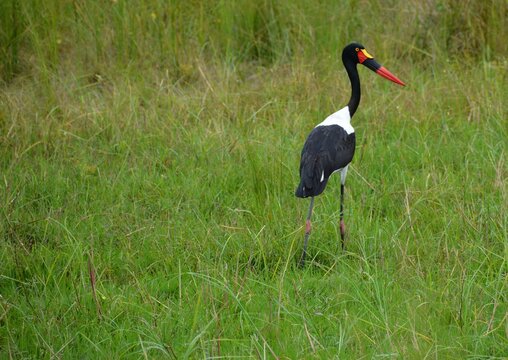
343, 58, 361, 117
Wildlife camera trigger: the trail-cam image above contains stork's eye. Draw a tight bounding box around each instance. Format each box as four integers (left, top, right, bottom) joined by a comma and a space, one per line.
355, 48, 359, 52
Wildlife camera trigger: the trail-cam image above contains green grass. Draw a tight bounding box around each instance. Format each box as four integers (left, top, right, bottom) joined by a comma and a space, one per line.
1, 0, 507, 358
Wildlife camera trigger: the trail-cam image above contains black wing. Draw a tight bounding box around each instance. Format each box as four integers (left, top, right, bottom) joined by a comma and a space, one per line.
295, 125, 356, 198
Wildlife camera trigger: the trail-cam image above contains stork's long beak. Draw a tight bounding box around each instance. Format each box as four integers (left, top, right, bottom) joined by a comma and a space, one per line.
362, 58, 406, 86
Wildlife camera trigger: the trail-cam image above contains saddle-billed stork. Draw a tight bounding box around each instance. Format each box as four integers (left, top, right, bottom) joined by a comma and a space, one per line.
295, 42, 405, 266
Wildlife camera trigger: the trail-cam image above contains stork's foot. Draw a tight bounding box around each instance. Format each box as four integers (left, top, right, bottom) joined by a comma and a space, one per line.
299, 252, 306, 268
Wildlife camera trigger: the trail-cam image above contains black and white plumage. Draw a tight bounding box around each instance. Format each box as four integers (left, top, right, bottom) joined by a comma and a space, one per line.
295, 107, 355, 198
296, 42, 405, 267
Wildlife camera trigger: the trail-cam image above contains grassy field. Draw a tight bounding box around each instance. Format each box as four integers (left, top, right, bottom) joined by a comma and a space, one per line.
1, 0, 507, 358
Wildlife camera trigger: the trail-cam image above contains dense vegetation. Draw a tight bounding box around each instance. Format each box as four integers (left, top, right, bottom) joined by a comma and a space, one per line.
1, 0, 507, 358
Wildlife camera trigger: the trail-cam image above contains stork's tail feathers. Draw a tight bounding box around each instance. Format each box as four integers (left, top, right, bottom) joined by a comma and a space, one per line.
295, 182, 307, 198
295, 156, 327, 198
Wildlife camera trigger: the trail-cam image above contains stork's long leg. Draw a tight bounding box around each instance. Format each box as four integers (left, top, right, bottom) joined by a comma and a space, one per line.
340, 166, 349, 250
299, 196, 314, 267
340, 184, 346, 249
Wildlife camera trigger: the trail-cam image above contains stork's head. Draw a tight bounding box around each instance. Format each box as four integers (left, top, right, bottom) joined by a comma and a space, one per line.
342, 42, 405, 86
